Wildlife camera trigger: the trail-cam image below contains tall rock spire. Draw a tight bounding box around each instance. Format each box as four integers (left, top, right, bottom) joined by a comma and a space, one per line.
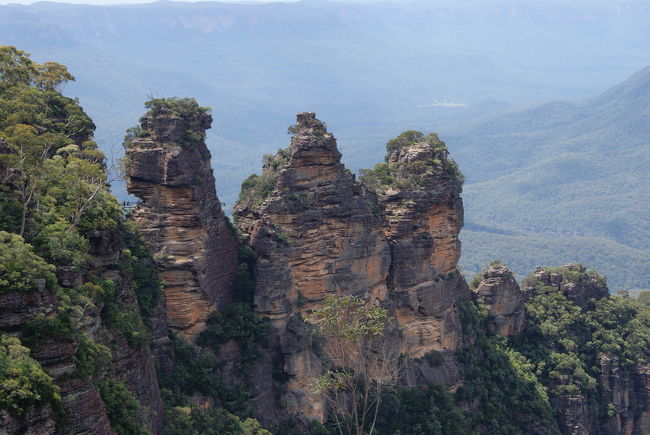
124, 99, 237, 339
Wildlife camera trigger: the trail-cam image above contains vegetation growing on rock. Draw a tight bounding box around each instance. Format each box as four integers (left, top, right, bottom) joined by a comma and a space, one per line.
359, 130, 463, 194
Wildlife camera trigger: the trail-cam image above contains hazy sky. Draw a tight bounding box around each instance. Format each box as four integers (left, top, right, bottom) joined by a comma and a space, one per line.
0, 0, 305, 5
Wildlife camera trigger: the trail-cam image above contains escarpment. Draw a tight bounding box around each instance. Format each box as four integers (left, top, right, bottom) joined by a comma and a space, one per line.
125, 104, 238, 339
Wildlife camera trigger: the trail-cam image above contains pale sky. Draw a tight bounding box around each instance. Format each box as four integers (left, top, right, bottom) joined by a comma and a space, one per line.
0, 0, 305, 5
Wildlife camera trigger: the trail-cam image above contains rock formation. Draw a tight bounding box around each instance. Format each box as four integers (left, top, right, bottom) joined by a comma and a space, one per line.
233, 115, 469, 419
125, 106, 238, 339
527, 263, 609, 309
374, 131, 466, 361
234, 112, 391, 420
473, 262, 526, 336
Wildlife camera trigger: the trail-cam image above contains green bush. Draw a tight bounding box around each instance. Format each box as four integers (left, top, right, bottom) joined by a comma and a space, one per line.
0, 334, 61, 417
196, 303, 270, 374
0, 231, 56, 294
95, 378, 147, 435
164, 405, 245, 435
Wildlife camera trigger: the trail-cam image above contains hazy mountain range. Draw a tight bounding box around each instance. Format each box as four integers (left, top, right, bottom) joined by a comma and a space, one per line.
1, 0, 649, 291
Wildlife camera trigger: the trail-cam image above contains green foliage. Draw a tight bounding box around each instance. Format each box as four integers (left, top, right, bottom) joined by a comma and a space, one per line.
141, 97, 210, 148
469, 271, 483, 290
196, 303, 270, 374
95, 378, 147, 435
0, 334, 61, 417
236, 147, 290, 209
385, 130, 425, 154
98, 277, 150, 348
22, 312, 75, 346
233, 245, 256, 304
123, 125, 150, 148
0, 231, 56, 294
119, 220, 163, 327
144, 97, 210, 118
359, 130, 463, 195
73, 334, 112, 380
159, 333, 254, 418
163, 404, 263, 435
455, 298, 558, 433
506, 273, 649, 425
273, 417, 331, 435
373, 384, 470, 435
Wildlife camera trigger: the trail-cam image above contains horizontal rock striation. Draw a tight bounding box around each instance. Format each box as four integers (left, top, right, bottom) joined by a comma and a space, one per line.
372, 132, 467, 360
234, 116, 470, 420
234, 112, 391, 421
125, 106, 237, 339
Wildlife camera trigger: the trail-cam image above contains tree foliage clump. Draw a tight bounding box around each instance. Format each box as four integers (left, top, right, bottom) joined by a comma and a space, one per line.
95, 378, 147, 435
454, 297, 559, 434
0, 231, 56, 294
197, 303, 270, 374
140, 97, 211, 148
310, 295, 401, 435
236, 147, 291, 210
359, 130, 463, 195
506, 272, 649, 425
0, 334, 61, 417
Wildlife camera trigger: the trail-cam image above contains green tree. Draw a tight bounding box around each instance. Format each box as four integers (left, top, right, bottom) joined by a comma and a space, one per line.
0, 334, 61, 417
0, 231, 56, 294
310, 295, 400, 435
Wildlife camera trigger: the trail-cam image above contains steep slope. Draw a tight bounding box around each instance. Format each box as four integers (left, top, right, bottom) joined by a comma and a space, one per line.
0, 48, 163, 434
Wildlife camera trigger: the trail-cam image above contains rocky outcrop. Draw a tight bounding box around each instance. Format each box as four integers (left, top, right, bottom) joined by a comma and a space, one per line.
473, 263, 526, 336
598, 354, 650, 435
125, 106, 237, 339
528, 263, 609, 308
234, 113, 391, 421
374, 132, 466, 361
233, 116, 471, 421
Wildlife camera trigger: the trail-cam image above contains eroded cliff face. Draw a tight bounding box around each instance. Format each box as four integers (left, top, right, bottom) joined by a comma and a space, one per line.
523, 264, 649, 435
234, 113, 391, 420
233, 115, 469, 420
0, 229, 164, 434
125, 108, 237, 339
473, 263, 526, 336
376, 133, 466, 362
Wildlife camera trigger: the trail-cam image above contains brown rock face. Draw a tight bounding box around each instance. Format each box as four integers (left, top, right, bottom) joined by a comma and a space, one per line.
593, 354, 650, 435
234, 116, 469, 420
125, 107, 237, 339
234, 113, 391, 420
375, 133, 466, 359
473, 263, 526, 336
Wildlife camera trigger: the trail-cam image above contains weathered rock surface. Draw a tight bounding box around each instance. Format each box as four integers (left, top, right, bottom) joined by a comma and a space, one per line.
234, 113, 391, 421
376, 132, 466, 360
528, 263, 609, 308
598, 354, 650, 435
125, 107, 237, 339
473, 263, 526, 336
234, 115, 471, 421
